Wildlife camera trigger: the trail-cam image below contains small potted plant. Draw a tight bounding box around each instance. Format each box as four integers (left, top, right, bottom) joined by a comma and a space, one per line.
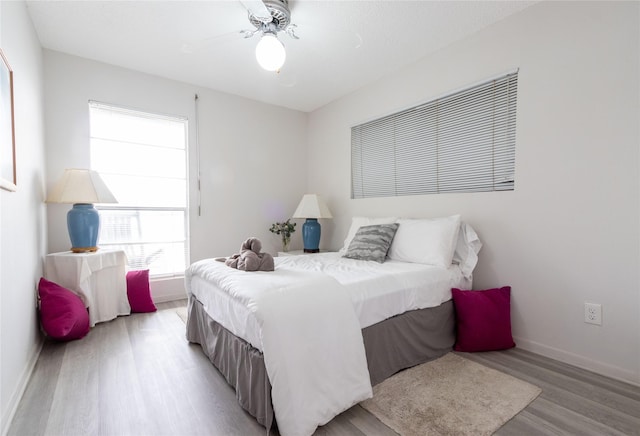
269, 219, 296, 252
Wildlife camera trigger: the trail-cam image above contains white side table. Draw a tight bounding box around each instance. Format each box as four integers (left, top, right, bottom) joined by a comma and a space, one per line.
44, 250, 131, 327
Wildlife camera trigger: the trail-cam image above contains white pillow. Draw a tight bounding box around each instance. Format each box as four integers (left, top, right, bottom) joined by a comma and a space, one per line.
452, 222, 482, 278
388, 215, 461, 267
340, 216, 398, 254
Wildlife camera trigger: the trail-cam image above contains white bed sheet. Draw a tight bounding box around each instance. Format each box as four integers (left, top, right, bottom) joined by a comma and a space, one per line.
185, 252, 471, 351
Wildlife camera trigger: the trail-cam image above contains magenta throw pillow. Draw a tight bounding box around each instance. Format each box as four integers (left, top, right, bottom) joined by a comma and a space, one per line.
452, 286, 515, 352
38, 277, 90, 341
126, 269, 156, 313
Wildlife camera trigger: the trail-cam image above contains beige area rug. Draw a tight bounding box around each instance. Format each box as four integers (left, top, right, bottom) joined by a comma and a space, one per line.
176, 306, 188, 323
360, 353, 541, 436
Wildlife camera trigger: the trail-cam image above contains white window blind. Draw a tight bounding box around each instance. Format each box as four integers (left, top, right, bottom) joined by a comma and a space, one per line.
351, 71, 518, 198
89, 102, 189, 277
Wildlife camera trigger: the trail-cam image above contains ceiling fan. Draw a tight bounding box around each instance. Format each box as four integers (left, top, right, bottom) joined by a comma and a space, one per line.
239, 0, 299, 72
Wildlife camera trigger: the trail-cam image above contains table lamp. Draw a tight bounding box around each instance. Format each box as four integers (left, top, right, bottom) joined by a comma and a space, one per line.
46, 169, 117, 253
292, 194, 333, 253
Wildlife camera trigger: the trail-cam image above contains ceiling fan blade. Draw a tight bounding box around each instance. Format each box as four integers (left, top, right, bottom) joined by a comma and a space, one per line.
181, 31, 244, 54
240, 0, 272, 23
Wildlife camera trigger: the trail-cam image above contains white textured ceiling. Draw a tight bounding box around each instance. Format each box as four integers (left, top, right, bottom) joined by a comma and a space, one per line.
26, 0, 535, 112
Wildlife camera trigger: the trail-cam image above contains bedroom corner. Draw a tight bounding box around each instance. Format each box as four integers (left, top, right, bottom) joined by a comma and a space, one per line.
0, 1, 48, 434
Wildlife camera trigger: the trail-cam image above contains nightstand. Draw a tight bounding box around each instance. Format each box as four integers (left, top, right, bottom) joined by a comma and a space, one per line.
44, 249, 131, 327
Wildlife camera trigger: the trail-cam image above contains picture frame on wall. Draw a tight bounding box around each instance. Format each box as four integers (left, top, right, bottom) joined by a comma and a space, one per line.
0, 48, 16, 192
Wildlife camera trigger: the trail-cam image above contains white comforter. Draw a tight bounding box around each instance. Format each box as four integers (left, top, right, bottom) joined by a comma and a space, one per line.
185, 260, 372, 436
187, 253, 468, 351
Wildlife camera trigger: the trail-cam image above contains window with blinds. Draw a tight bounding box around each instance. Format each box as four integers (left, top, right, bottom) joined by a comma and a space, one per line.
351, 71, 518, 198
89, 102, 189, 277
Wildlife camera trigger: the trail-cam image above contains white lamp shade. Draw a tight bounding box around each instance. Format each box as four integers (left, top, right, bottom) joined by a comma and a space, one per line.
292, 194, 333, 219
255, 33, 286, 71
46, 169, 117, 204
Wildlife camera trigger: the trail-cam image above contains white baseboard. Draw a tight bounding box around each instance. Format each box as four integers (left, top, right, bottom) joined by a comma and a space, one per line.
1, 337, 44, 436
150, 276, 187, 303
153, 291, 188, 303
514, 335, 639, 387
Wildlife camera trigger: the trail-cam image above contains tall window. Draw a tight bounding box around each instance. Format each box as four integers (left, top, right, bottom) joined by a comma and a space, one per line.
351, 71, 518, 198
89, 102, 189, 277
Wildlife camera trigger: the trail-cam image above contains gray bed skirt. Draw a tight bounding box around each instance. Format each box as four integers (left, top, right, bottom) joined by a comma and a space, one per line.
186, 296, 455, 430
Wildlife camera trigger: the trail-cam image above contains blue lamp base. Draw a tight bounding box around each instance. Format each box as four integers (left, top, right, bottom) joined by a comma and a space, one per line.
67, 203, 100, 253
302, 218, 321, 253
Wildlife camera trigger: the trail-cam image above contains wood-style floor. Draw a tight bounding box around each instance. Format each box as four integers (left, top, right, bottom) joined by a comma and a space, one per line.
9, 300, 640, 436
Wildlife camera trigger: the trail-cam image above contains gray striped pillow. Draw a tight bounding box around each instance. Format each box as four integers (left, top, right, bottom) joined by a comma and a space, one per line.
343, 223, 399, 263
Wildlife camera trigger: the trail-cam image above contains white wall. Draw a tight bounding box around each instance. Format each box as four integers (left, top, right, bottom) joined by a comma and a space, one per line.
44, 51, 308, 301
307, 1, 640, 385
0, 1, 47, 433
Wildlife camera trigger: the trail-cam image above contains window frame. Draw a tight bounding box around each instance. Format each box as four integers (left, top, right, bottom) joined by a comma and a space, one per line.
351, 70, 518, 199
88, 101, 190, 279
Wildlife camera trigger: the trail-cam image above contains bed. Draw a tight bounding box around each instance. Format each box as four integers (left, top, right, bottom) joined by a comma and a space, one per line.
184, 216, 481, 436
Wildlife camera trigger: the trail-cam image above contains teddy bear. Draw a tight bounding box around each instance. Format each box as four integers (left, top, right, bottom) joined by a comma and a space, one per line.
225, 237, 274, 272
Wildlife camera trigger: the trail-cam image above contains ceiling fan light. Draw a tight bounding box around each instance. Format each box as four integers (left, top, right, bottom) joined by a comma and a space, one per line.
255, 33, 286, 71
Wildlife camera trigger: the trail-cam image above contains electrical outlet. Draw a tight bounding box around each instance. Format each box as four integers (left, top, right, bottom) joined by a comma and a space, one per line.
584, 303, 602, 325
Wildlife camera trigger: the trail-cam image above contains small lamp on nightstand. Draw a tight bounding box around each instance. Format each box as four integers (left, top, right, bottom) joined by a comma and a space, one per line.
292, 194, 333, 253
46, 169, 117, 253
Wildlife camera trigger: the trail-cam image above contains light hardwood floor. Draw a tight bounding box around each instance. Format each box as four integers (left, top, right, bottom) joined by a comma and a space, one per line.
9, 300, 640, 436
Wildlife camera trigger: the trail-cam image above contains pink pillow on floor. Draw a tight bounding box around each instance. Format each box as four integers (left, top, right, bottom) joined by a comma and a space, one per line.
452, 286, 516, 352
126, 269, 156, 313
38, 277, 90, 341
